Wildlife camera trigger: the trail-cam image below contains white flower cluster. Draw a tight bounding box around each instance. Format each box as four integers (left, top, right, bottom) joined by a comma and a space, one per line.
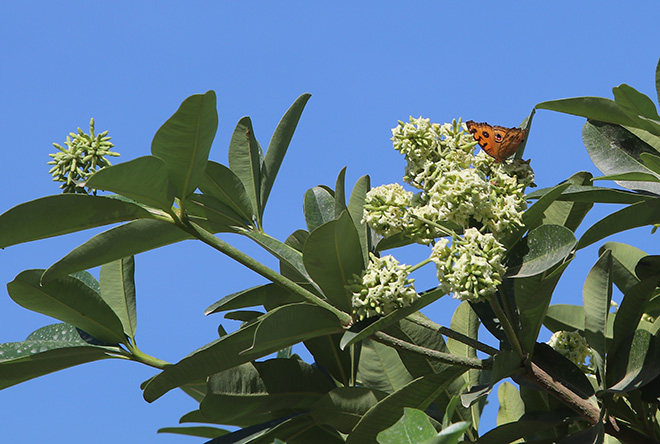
547, 331, 592, 367
431, 228, 506, 302
349, 254, 418, 321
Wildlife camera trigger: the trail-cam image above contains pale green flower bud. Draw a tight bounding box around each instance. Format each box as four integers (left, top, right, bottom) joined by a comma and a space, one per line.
547, 331, 592, 367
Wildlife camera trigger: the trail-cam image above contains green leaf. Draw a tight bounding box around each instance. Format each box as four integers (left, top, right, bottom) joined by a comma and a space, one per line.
334, 167, 348, 217
311, 387, 389, 434
601, 242, 647, 294
199, 160, 256, 223
340, 287, 445, 350
518, 182, 571, 235
0, 323, 116, 389
228, 116, 263, 225
248, 303, 343, 354
304, 333, 353, 386
7, 270, 126, 345
613, 84, 660, 133
199, 358, 334, 424
204, 283, 303, 315
377, 407, 437, 444
260, 93, 311, 213
640, 153, 660, 175
187, 193, 250, 229
100, 256, 137, 340
578, 198, 660, 249
526, 184, 653, 205
41, 219, 190, 282
473, 411, 573, 444
583, 250, 612, 381
544, 304, 616, 340
0, 194, 155, 248
608, 329, 660, 393
358, 338, 413, 393
582, 120, 660, 195
497, 382, 524, 427
304, 186, 336, 232
593, 172, 660, 183
507, 225, 576, 278
303, 212, 364, 313
345, 366, 468, 444
157, 426, 229, 439
151, 90, 218, 201
422, 422, 471, 444
536, 97, 637, 127
85, 156, 174, 211
348, 175, 373, 266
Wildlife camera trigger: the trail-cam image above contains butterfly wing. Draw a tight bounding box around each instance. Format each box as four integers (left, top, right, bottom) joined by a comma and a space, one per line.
496, 127, 528, 161
466, 120, 527, 162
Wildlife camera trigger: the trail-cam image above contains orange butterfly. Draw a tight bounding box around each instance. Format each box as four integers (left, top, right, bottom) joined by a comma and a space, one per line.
466, 120, 528, 162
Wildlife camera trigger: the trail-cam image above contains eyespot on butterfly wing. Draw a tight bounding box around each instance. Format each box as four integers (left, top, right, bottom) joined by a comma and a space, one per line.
466, 120, 528, 162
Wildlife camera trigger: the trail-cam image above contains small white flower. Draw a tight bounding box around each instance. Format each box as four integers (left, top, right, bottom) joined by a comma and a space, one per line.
547, 331, 592, 367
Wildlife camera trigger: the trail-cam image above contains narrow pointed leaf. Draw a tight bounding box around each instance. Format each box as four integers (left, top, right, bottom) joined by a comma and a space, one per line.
100, 256, 137, 339
583, 250, 612, 381
199, 160, 255, 222
303, 212, 363, 313
41, 219, 190, 282
187, 193, 250, 229
593, 172, 660, 182
334, 167, 348, 217
85, 156, 174, 211
526, 184, 652, 205
7, 271, 126, 344
204, 283, 303, 315
536, 97, 637, 127
228, 116, 263, 223
608, 329, 660, 393
0, 323, 116, 389
640, 153, 660, 175
157, 427, 229, 439
348, 175, 372, 266
0, 195, 154, 248
151, 91, 218, 201
600, 241, 646, 295
613, 84, 660, 134
260, 93, 311, 208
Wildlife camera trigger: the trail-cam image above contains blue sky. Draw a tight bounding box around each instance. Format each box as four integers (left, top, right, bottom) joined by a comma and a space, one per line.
1, 2, 660, 443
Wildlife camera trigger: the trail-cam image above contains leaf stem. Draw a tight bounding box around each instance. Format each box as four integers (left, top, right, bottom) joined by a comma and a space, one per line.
488, 297, 524, 358
182, 219, 353, 326
408, 314, 499, 355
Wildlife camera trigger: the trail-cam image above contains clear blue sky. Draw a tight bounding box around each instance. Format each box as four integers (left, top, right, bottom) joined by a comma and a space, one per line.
1, 2, 659, 443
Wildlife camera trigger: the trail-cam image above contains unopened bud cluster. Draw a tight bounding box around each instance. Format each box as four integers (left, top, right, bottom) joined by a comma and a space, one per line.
547, 331, 592, 367
349, 253, 418, 321
48, 119, 119, 193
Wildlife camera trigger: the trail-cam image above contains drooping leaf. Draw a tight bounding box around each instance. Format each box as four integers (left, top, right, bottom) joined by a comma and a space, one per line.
497, 382, 524, 427
228, 116, 263, 225
601, 242, 647, 295
99, 256, 137, 340
304, 186, 336, 232
583, 250, 612, 381
536, 97, 637, 127
40, 219, 191, 283
608, 329, 660, 393
85, 156, 174, 211
582, 120, 660, 194
0, 323, 117, 389
311, 387, 389, 434
200, 160, 256, 223
0, 194, 155, 248
151, 91, 218, 201
612, 84, 660, 134
303, 212, 364, 313
7, 270, 126, 345
260, 93, 311, 213
376, 407, 437, 444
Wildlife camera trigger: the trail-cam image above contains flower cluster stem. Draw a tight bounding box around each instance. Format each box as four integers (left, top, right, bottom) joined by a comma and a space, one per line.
488, 297, 524, 358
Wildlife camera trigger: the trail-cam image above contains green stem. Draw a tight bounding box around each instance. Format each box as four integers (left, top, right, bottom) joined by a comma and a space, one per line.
183, 219, 353, 326
372, 331, 491, 370
124, 343, 170, 370
488, 297, 524, 358
408, 314, 498, 356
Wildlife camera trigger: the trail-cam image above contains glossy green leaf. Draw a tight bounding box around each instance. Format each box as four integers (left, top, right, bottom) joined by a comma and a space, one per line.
583, 250, 612, 381
578, 198, 660, 249
200, 358, 334, 424
582, 120, 660, 195
205, 283, 303, 315
421, 422, 471, 444
187, 193, 249, 229
640, 153, 660, 175
593, 172, 660, 183
536, 97, 637, 127
157, 426, 229, 438
85, 156, 174, 211
7, 270, 126, 345
334, 167, 348, 217
41, 219, 190, 283
0, 323, 117, 389
348, 174, 372, 266
497, 382, 524, 427
517, 182, 571, 235
608, 329, 660, 393
151, 90, 218, 201
340, 287, 444, 350
526, 184, 653, 205
345, 366, 468, 444
260, 93, 311, 213
304, 333, 353, 386
507, 225, 576, 278
601, 242, 647, 294
358, 338, 413, 393
0, 194, 155, 248
533, 343, 596, 402
377, 407, 436, 444
100, 256, 137, 339
613, 84, 660, 134
312, 387, 388, 434
304, 186, 336, 232
248, 303, 343, 354
303, 212, 363, 313
228, 116, 263, 224
199, 160, 255, 223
